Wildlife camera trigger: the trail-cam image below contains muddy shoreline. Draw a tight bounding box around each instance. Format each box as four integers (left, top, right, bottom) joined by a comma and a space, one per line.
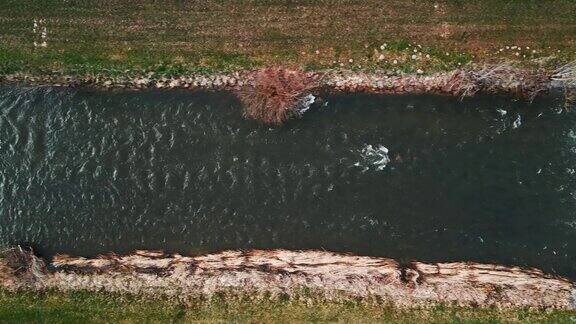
1, 67, 574, 99
1, 247, 574, 309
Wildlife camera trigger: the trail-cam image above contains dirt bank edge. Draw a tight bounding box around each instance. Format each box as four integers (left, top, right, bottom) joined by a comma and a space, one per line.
1, 247, 574, 309
1, 66, 574, 99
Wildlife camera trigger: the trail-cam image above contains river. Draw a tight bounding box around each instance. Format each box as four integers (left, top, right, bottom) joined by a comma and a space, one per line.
0, 85, 575, 278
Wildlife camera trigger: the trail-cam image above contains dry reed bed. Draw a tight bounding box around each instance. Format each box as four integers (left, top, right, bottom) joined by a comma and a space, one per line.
1, 247, 574, 309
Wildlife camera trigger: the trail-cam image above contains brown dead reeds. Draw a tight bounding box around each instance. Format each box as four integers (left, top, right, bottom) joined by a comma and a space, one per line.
553, 61, 576, 110
553, 61, 576, 88
447, 64, 550, 101
237, 67, 320, 125
0, 246, 46, 289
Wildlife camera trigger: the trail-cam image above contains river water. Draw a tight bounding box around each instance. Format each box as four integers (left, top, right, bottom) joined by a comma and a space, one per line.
0, 85, 575, 278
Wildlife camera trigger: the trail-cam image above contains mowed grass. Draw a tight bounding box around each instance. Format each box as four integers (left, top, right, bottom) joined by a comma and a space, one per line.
1, 289, 576, 323
0, 0, 575, 76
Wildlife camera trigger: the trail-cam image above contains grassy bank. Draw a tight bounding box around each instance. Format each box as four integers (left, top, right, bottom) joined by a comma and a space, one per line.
0, 290, 575, 323
1, 0, 575, 78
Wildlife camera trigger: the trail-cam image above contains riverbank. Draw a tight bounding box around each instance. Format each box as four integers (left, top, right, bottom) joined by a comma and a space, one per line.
1, 247, 574, 311
2, 1, 576, 100
2, 64, 575, 101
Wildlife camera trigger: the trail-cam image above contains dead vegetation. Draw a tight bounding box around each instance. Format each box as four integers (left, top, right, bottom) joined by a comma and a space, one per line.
553, 61, 576, 109
237, 67, 320, 125
0, 246, 45, 289
1, 248, 574, 309
553, 61, 576, 87
446, 64, 550, 100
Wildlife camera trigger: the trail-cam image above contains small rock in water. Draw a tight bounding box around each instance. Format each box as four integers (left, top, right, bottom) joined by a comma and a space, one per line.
135, 78, 150, 87
169, 79, 180, 88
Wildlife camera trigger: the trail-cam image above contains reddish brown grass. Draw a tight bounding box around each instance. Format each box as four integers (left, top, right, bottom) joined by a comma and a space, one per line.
237, 67, 319, 125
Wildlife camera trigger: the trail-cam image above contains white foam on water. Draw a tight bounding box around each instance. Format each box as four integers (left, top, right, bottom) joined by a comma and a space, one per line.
355, 144, 391, 171
298, 94, 316, 115
496, 109, 507, 116
512, 114, 522, 129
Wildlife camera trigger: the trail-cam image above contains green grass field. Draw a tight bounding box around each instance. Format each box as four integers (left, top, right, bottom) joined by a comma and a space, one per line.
1, 0, 575, 77
1, 290, 575, 323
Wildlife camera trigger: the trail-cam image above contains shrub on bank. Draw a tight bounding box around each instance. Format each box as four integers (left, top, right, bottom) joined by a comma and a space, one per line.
237, 67, 319, 125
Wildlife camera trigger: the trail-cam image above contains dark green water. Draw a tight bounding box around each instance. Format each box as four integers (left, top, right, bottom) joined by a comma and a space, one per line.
1, 85, 575, 278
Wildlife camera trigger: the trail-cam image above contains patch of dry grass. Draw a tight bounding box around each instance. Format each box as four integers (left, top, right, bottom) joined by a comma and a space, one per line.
554, 62, 576, 87
553, 62, 576, 109
444, 64, 551, 100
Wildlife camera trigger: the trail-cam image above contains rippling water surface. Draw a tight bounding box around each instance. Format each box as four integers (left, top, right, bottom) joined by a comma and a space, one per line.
1, 85, 575, 278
